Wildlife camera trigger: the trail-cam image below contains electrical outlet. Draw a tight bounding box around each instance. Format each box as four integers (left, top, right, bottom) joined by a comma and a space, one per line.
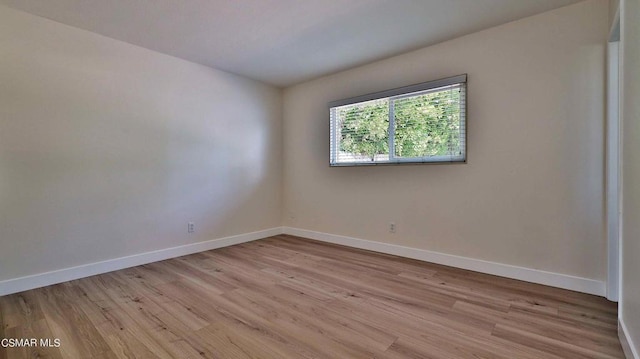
188, 222, 195, 233
389, 222, 396, 233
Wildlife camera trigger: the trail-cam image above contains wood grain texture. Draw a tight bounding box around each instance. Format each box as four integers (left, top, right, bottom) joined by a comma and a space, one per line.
0, 235, 624, 358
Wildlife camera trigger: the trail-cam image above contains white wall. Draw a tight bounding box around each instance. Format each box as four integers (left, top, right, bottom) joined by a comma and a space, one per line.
0, 6, 282, 282
283, 0, 608, 281
621, 0, 640, 355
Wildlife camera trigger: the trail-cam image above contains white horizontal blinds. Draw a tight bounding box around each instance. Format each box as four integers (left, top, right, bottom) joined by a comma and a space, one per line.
392, 84, 466, 162
458, 83, 467, 161
329, 74, 466, 166
330, 107, 336, 163
332, 98, 390, 164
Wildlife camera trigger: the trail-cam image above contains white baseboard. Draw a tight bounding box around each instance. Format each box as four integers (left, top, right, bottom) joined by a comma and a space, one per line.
620, 318, 640, 359
282, 227, 605, 296
0, 226, 606, 298
0, 227, 282, 296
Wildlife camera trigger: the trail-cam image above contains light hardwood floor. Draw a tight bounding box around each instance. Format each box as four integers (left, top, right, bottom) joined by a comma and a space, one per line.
0, 235, 624, 358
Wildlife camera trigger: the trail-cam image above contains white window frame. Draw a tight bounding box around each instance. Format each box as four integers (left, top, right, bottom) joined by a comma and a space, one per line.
329, 74, 467, 166
606, 8, 621, 303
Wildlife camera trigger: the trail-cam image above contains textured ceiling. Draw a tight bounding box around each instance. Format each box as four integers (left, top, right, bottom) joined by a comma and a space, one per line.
0, 0, 584, 86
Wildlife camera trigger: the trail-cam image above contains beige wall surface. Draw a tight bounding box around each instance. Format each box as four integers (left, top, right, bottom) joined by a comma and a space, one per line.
621, 0, 640, 353
0, 6, 282, 281
282, 0, 608, 280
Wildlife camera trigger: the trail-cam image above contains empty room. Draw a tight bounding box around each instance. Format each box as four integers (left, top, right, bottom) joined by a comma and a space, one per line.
1, 0, 639, 358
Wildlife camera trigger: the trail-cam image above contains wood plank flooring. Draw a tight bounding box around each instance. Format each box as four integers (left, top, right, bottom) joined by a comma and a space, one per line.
0, 235, 624, 358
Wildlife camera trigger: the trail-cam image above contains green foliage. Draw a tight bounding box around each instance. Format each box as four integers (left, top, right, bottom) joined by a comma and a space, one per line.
394, 89, 461, 157
338, 99, 389, 160
337, 88, 461, 160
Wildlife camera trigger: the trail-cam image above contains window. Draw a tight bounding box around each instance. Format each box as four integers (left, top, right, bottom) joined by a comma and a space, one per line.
329, 74, 466, 166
